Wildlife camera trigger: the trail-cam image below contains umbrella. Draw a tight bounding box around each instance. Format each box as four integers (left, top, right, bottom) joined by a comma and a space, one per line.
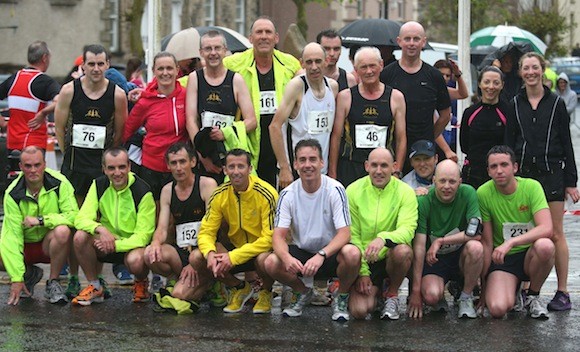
477, 41, 535, 71
161, 26, 251, 61
338, 19, 402, 48
470, 25, 547, 54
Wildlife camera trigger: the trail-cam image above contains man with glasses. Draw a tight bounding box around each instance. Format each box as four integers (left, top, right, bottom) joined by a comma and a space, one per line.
186, 30, 257, 182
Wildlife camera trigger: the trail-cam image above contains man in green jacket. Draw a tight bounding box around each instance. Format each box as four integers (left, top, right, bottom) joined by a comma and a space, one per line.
223, 17, 301, 187
0, 146, 79, 305
72, 147, 156, 306
346, 148, 417, 320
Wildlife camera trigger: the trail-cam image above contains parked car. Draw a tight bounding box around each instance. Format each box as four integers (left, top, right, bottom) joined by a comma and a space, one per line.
551, 57, 580, 96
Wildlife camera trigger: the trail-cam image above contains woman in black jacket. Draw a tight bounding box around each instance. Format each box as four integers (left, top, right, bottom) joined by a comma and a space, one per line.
460, 66, 508, 189
506, 52, 580, 311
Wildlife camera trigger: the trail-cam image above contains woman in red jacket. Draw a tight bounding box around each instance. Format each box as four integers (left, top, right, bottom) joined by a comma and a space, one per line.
123, 52, 188, 201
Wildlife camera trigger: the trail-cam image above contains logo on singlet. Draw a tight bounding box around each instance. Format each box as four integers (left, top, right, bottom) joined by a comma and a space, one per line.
85, 108, 102, 119
519, 205, 529, 212
193, 207, 204, 215
206, 92, 222, 103
362, 106, 379, 117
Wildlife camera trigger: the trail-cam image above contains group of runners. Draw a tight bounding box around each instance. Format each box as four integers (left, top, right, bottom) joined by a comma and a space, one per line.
0, 17, 577, 322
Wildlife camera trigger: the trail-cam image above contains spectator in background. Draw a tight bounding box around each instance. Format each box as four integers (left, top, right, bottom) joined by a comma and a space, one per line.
555, 72, 577, 122
125, 57, 146, 88
433, 59, 468, 162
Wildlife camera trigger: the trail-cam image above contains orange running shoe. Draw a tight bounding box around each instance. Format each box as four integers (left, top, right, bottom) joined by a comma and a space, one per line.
72, 285, 105, 306
132, 279, 150, 303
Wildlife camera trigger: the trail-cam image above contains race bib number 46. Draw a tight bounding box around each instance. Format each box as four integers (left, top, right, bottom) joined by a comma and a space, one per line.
502, 222, 532, 241
176, 222, 201, 248
308, 110, 332, 134
354, 125, 388, 148
259, 91, 277, 115
72, 124, 106, 149
201, 111, 234, 129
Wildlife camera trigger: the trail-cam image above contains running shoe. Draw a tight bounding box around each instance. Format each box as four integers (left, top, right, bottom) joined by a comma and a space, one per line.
22, 265, 44, 298
525, 295, 549, 320
45, 279, 68, 304
65, 275, 81, 299
310, 288, 332, 306
283, 288, 314, 317
331, 293, 350, 321
72, 285, 105, 306
380, 296, 400, 320
223, 281, 253, 313
99, 277, 112, 299
513, 289, 527, 312
113, 264, 134, 285
59, 264, 69, 280
458, 297, 477, 319
253, 289, 272, 314
209, 281, 228, 308
431, 298, 449, 313
547, 291, 572, 311
132, 279, 150, 303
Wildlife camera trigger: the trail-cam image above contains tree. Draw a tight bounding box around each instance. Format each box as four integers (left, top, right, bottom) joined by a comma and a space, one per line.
419, 0, 513, 43
292, 0, 332, 38
126, 0, 146, 58
517, 6, 569, 57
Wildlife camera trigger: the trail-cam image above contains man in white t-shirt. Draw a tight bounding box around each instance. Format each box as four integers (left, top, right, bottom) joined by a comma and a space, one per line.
264, 139, 360, 321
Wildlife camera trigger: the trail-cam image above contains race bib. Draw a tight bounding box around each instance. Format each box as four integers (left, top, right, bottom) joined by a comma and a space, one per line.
354, 124, 388, 148
502, 222, 532, 241
71, 124, 106, 149
201, 111, 234, 129
175, 221, 201, 248
307, 110, 332, 134
259, 91, 277, 115
430, 228, 461, 255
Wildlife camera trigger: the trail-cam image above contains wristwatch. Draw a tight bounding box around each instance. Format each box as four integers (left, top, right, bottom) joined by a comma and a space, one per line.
37, 216, 44, 226
317, 249, 327, 258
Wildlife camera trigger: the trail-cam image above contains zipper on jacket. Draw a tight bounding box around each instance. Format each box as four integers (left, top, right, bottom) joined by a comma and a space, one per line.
236, 192, 249, 243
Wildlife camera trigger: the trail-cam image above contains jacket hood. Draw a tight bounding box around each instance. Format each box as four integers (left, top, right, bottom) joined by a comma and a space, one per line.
557, 72, 570, 84
141, 78, 183, 99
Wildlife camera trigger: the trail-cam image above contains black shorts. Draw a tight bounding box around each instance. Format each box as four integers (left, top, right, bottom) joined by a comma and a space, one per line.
288, 245, 339, 279
140, 166, 173, 200
519, 164, 564, 202
229, 257, 257, 274
97, 251, 127, 265
422, 246, 464, 283
337, 159, 365, 188
368, 258, 388, 287
171, 244, 192, 267
61, 166, 103, 197
487, 249, 530, 282
461, 164, 490, 190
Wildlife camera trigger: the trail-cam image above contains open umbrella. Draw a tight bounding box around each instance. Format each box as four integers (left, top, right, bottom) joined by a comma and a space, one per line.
161, 26, 251, 61
477, 41, 535, 71
470, 25, 547, 54
338, 19, 402, 48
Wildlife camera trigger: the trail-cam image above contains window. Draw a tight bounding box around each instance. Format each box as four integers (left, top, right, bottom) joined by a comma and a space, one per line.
108, 0, 119, 53
235, 0, 245, 35
204, 0, 215, 26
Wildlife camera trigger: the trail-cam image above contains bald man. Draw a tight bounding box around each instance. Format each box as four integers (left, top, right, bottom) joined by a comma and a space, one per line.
346, 147, 417, 320
269, 42, 339, 189
329, 46, 406, 187
408, 160, 483, 320
380, 21, 451, 173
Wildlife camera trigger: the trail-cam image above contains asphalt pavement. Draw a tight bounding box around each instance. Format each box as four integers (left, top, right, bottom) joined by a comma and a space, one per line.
1, 109, 580, 351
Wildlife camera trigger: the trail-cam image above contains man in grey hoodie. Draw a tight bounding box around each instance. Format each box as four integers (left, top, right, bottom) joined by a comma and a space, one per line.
556, 72, 578, 121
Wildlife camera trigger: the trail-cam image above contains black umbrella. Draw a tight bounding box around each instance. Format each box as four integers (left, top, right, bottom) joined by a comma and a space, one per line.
477, 41, 535, 71
338, 19, 402, 48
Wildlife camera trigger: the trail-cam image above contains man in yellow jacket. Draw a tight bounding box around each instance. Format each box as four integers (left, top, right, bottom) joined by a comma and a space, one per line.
72, 147, 156, 306
223, 17, 301, 187
194, 149, 278, 314
346, 148, 417, 320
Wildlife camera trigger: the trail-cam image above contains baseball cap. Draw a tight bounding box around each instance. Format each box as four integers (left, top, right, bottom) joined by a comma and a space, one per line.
409, 140, 435, 158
